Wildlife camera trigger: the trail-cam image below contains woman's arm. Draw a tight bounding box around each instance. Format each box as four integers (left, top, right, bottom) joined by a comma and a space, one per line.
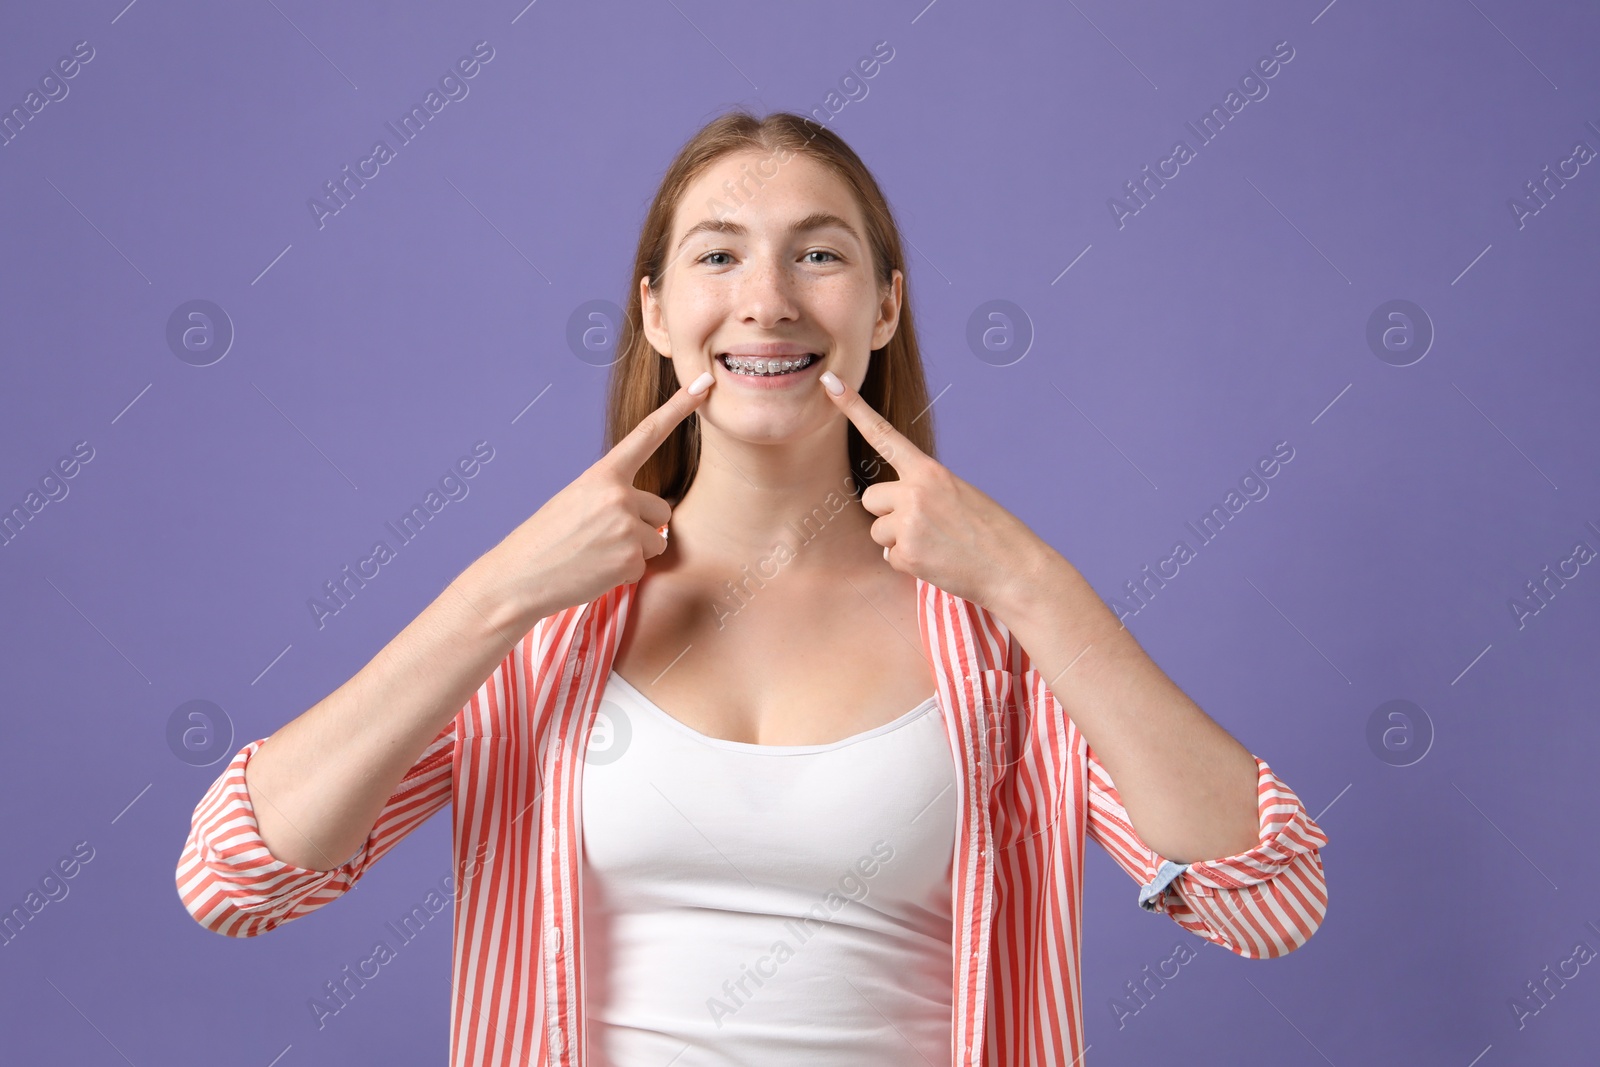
1079, 734, 1329, 957
177, 717, 459, 936
812, 373, 1303, 876
241, 551, 544, 871
233, 377, 711, 871
815, 375, 1265, 861
997, 544, 1261, 864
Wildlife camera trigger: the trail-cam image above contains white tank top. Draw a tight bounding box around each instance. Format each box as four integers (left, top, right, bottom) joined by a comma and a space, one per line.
580, 669, 957, 1067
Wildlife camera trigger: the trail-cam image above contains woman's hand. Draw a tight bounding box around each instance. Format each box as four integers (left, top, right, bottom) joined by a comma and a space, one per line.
474, 372, 714, 627
819, 369, 1054, 615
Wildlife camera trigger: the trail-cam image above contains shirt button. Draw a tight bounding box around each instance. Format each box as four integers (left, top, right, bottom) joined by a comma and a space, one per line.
547, 925, 563, 956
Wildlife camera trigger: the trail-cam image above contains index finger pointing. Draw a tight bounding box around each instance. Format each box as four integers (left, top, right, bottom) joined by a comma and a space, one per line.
819, 369, 928, 472
606, 369, 714, 478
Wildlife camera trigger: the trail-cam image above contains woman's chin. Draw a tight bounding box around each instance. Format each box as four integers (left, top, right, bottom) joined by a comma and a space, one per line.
699, 411, 824, 448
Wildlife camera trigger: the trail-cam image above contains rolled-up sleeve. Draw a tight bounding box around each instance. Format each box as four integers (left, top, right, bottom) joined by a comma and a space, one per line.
175, 722, 456, 938
1086, 748, 1329, 959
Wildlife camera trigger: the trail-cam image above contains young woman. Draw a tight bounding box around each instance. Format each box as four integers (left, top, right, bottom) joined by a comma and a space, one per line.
178, 110, 1328, 1067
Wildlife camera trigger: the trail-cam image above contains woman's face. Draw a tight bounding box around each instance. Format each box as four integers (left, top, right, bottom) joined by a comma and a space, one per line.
641, 148, 902, 446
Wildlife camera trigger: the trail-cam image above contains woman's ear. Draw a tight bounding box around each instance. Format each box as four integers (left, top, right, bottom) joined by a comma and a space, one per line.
640, 275, 671, 357
870, 268, 903, 350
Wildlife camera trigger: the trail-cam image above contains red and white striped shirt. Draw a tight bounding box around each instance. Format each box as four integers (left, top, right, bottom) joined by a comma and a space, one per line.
177, 577, 1329, 1066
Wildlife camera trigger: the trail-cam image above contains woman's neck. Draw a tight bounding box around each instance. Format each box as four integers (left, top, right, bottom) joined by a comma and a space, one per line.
664, 436, 882, 578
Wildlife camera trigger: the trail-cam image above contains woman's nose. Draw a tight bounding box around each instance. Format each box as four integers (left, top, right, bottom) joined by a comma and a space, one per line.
736, 256, 800, 325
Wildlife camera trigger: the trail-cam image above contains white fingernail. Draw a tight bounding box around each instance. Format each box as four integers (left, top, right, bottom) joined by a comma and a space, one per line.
820, 370, 843, 396
688, 370, 714, 395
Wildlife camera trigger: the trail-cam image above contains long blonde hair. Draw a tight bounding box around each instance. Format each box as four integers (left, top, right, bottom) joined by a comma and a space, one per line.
605, 109, 936, 504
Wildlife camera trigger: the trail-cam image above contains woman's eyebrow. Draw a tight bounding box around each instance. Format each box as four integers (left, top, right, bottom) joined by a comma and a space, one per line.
674, 211, 861, 252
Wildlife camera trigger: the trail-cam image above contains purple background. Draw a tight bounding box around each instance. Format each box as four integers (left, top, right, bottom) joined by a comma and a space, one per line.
3, 0, 1598, 1063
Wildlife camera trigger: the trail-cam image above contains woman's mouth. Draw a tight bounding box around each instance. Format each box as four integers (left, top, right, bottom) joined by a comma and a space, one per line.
716, 352, 821, 378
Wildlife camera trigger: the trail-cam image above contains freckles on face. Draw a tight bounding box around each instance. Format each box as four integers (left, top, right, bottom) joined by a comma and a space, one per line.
655, 150, 892, 391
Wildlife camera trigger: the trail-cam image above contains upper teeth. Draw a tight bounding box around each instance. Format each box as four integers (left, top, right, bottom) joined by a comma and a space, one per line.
722, 354, 815, 375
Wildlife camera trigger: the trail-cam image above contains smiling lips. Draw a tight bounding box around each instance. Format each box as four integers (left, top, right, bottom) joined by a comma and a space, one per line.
717, 353, 820, 376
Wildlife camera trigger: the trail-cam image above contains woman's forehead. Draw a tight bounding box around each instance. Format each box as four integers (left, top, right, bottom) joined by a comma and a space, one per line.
671, 152, 863, 244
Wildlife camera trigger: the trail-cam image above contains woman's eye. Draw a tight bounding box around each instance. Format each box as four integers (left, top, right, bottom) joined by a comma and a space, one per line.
696, 250, 838, 267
